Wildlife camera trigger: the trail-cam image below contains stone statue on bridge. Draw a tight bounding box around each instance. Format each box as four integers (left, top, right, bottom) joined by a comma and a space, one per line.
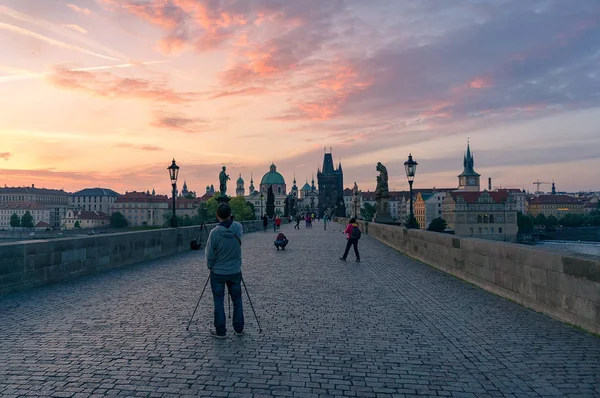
219, 166, 230, 197
375, 162, 389, 199
374, 162, 393, 224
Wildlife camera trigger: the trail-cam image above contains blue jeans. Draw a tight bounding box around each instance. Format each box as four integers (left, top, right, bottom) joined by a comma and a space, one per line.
274, 239, 288, 249
210, 272, 244, 336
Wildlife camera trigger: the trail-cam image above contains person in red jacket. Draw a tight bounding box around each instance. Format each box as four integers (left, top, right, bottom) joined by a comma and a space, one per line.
340, 218, 361, 262
275, 215, 282, 231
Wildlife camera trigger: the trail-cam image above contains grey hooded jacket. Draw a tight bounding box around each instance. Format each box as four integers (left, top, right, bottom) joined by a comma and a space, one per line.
205, 220, 243, 275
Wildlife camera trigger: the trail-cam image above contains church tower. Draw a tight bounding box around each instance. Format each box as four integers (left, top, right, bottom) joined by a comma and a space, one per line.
249, 173, 255, 194
457, 141, 481, 192
181, 180, 189, 197
236, 174, 245, 196
291, 175, 298, 197
317, 147, 345, 217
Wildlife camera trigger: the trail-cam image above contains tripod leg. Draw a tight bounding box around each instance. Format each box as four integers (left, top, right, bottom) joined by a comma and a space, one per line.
186, 274, 211, 331
241, 277, 262, 333
228, 291, 231, 319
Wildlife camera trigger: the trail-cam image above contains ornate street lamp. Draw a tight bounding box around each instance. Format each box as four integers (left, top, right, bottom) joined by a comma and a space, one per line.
167, 159, 179, 228
404, 153, 418, 228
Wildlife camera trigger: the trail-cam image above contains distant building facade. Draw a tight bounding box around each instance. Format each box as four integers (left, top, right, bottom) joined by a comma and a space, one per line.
443, 190, 518, 241
414, 192, 447, 229
0, 185, 71, 228
62, 210, 110, 230
71, 188, 119, 213
112, 191, 168, 227
527, 195, 584, 218
0, 203, 52, 230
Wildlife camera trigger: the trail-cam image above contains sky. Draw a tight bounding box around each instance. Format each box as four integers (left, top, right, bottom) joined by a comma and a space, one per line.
1, 0, 599, 196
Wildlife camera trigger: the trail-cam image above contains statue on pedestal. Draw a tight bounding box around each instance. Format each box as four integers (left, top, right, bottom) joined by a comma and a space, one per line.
217, 166, 231, 204
374, 162, 394, 224
375, 162, 389, 199
219, 166, 230, 196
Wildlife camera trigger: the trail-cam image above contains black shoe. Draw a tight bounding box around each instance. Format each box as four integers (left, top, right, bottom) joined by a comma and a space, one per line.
209, 330, 226, 339
234, 330, 245, 337
356, 259, 361, 263
339, 257, 346, 261
281, 247, 285, 250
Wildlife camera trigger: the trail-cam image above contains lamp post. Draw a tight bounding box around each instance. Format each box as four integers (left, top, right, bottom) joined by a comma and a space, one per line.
167, 159, 179, 228
404, 153, 418, 228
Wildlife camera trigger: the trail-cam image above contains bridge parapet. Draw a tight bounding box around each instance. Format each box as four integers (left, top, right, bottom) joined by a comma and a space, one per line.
336, 218, 600, 335
0, 221, 262, 295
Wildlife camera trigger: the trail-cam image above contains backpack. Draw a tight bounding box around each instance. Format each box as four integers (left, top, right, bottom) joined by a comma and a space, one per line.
350, 225, 361, 240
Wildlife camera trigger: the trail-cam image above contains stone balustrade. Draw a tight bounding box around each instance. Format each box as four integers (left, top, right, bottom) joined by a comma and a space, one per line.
337, 218, 600, 334
0, 221, 262, 295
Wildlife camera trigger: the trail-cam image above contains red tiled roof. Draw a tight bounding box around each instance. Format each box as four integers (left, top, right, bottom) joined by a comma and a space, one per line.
529, 195, 582, 205
450, 190, 510, 204
0, 202, 52, 210
116, 191, 169, 203
35, 221, 51, 227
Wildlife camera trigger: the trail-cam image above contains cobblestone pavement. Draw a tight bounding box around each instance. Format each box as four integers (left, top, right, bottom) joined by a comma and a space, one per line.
1, 223, 600, 398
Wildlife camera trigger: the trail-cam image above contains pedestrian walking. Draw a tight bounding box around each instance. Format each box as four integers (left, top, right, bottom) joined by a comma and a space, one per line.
323, 214, 328, 230
262, 214, 268, 232
339, 217, 361, 262
275, 215, 282, 231
205, 203, 245, 338
294, 214, 301, 230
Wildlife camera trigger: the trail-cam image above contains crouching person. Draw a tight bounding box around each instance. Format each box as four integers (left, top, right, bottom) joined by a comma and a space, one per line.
274, 232, 289, 250
206, 203, 245, 338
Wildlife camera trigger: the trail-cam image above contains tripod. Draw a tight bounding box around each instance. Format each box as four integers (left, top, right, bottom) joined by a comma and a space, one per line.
186, 274, 263, 333
190, 222, 209, 250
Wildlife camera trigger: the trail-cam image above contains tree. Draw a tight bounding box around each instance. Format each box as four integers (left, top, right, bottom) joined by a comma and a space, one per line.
517, 212, 534, 233
9, 213, 20, 229
74, 221, 81, 229
360, 203, 376, 221
204, 195, 219, 223
197, 202, 208, 223
110, 212, 128, 228
405, 214, 420, 229
21, 211, 34, 228
266, 186, 275, 218
428, 217, 447, 232
229, 196, 255, 221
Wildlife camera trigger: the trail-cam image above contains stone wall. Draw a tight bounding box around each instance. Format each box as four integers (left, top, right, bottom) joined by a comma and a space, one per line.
0, 221, 262, 295
337, 218, 600, 334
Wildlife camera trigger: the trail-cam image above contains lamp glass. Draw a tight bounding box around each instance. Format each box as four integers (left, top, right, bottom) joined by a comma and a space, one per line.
168, 159, 179, 185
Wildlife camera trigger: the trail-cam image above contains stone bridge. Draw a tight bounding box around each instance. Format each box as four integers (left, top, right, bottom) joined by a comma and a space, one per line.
1, 223, 599, 397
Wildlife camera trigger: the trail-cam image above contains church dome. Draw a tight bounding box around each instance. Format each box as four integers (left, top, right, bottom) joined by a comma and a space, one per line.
237, 174, 244, 184
260, 163, 285, 185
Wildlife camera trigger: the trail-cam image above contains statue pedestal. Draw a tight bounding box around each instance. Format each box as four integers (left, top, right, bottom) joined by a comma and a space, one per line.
216, 195, 230, 204
374, 195, 394, 224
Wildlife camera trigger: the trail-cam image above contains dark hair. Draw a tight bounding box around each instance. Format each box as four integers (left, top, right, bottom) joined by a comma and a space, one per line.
230, 215, 235, 221
349, 218, 357, 223
217, 203, 231, 220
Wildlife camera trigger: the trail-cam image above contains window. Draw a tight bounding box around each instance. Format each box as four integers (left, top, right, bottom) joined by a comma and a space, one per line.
478, 227, 482, 233
491, 227, 494, 234
484, 215, 488, 223
499, 227, 503, 233
477, 215, 482, 223
489, 215, 494, 223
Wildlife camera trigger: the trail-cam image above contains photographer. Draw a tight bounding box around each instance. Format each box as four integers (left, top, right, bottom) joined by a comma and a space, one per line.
205, 203, 245, 338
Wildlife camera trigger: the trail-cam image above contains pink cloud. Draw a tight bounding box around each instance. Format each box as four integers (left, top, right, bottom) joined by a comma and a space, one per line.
47, 66, 198, 103
0, 152, 11, 160
66, 3, 92, 16
150, 111, 212, 134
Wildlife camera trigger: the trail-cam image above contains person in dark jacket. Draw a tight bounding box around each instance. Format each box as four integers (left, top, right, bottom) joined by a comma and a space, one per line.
262, 214, 268, 232
206, 203, 245, 338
